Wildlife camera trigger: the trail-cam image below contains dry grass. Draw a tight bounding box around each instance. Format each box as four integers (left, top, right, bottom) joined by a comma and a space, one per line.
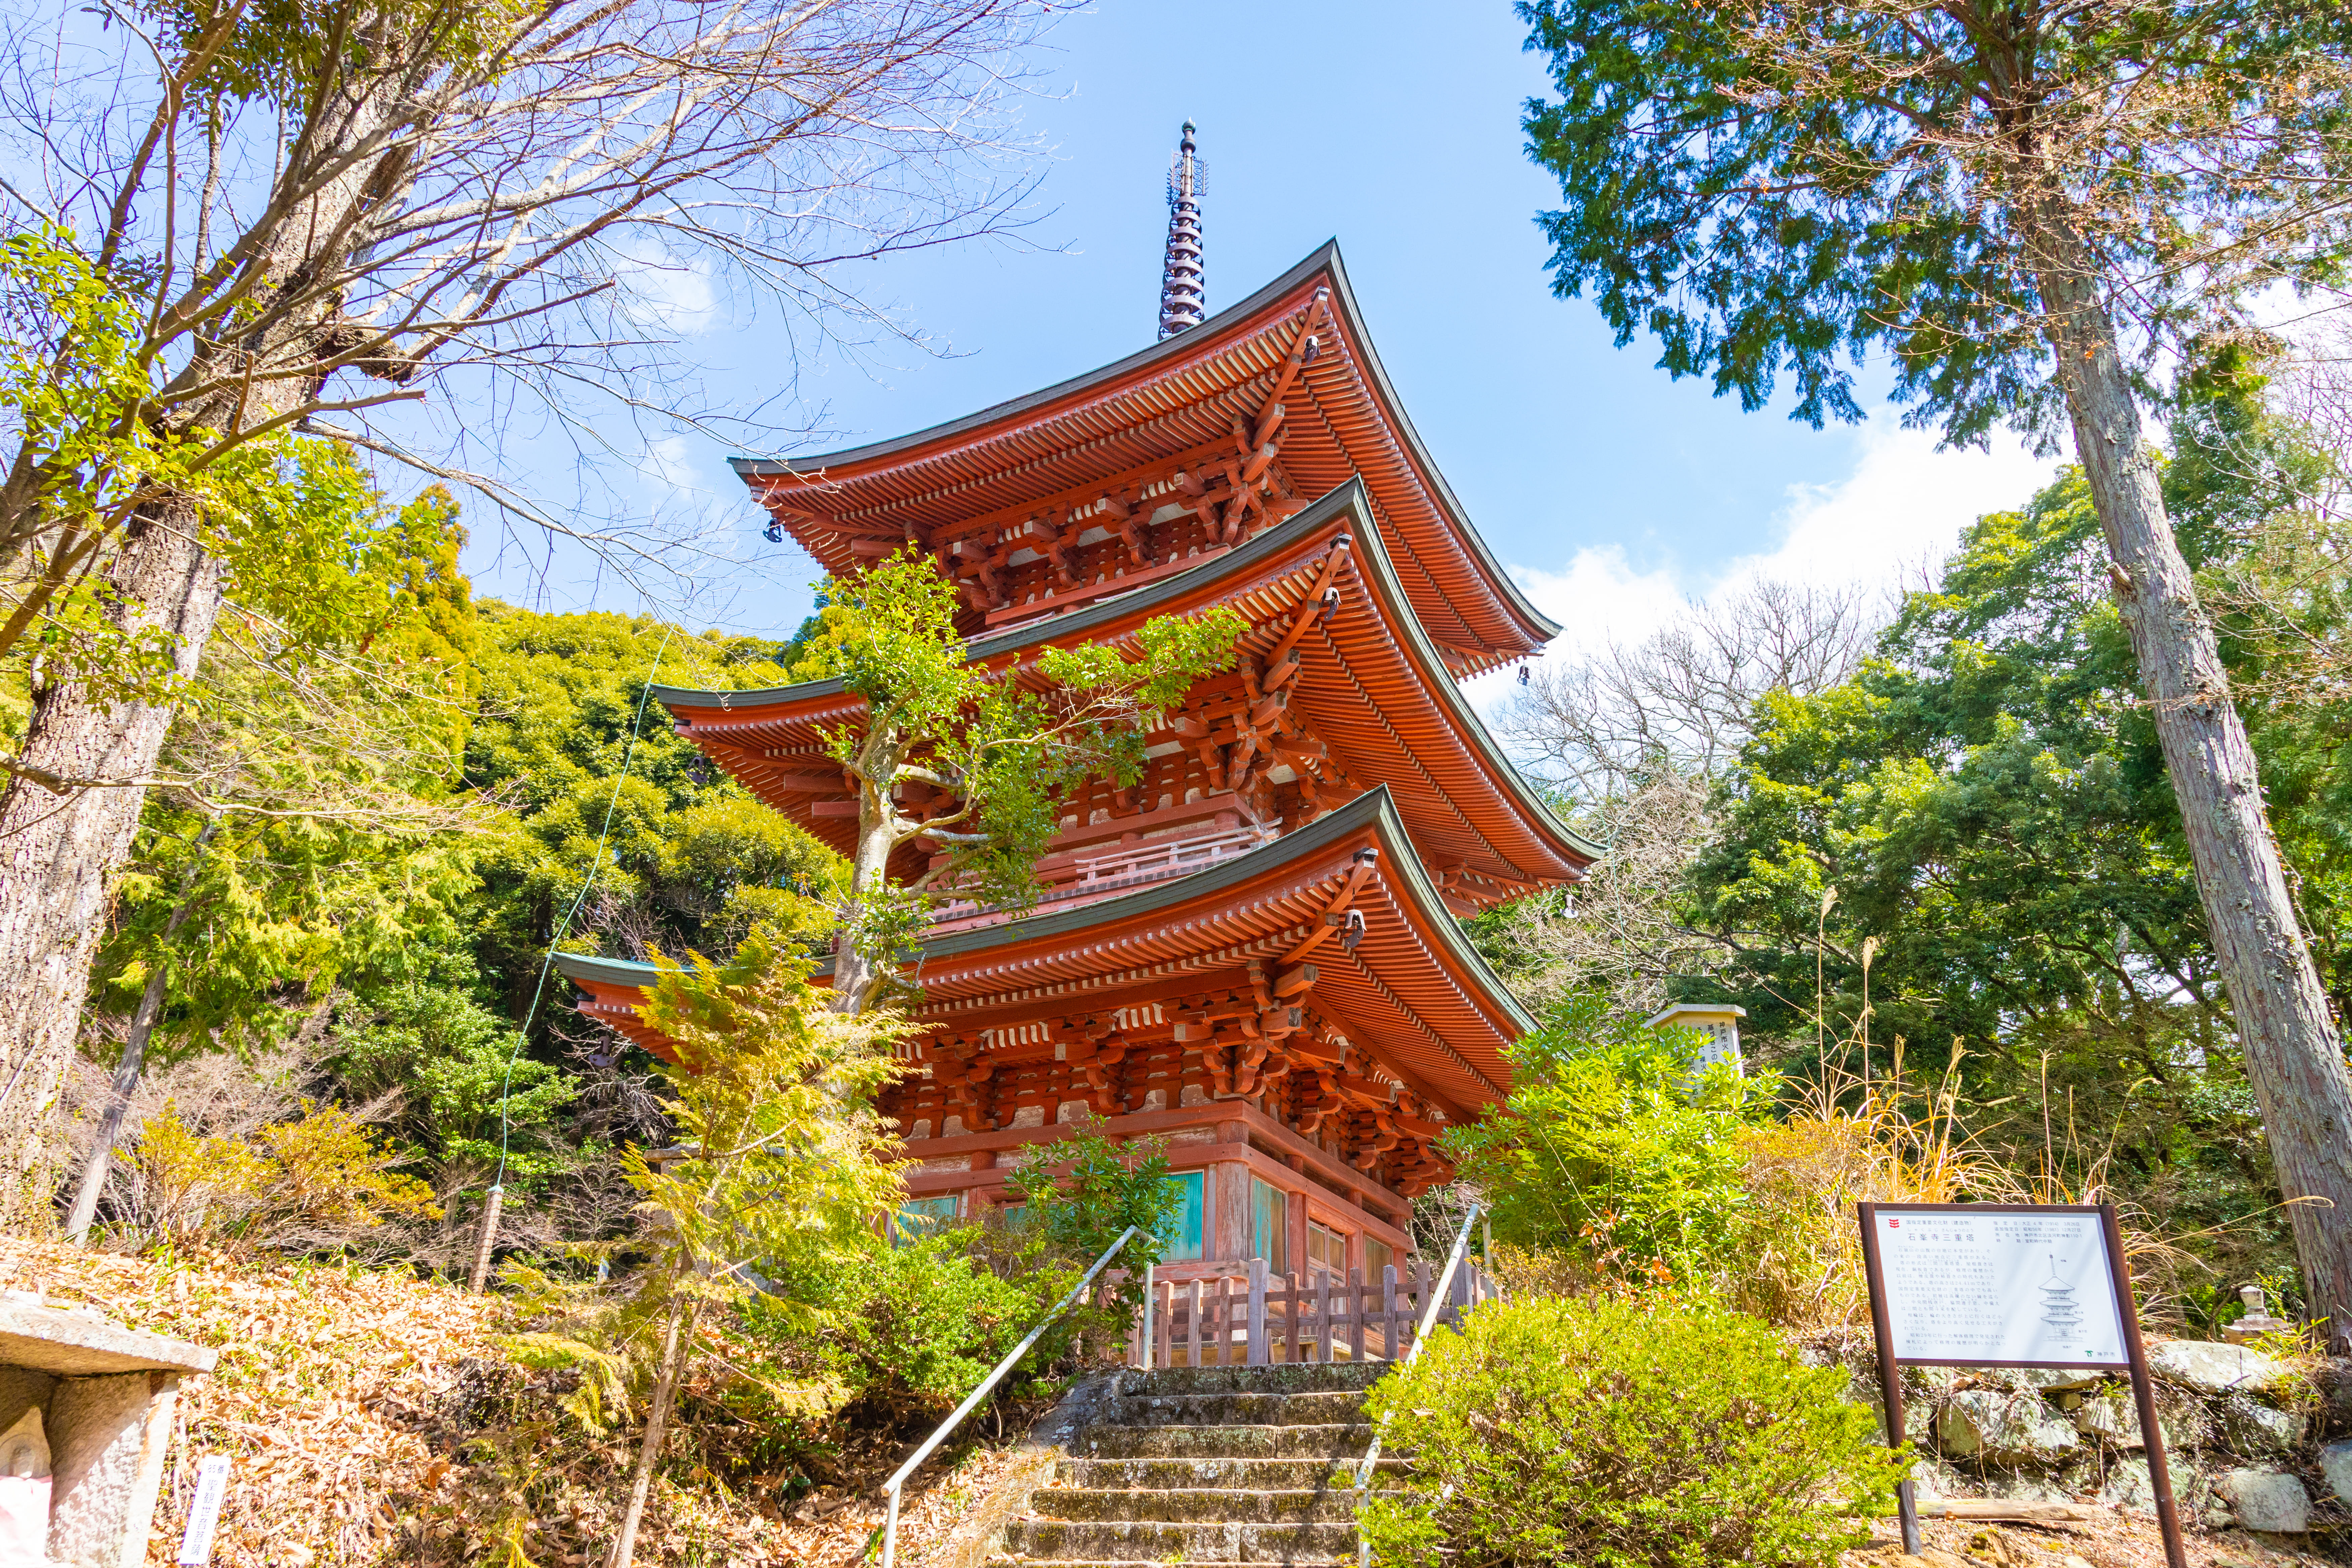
0, 1236, 1024, 1566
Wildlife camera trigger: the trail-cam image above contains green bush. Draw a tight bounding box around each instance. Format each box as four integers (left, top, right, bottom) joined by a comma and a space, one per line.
753, 1227, 1076, 1430
1438, 994, 1763, 1287
1359, 1296, 1903, 1568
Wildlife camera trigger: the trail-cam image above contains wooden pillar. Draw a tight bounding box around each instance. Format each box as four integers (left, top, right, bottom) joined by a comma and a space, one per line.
1212, 1156, 1252, 1263
1288, 1182, 1309, 1281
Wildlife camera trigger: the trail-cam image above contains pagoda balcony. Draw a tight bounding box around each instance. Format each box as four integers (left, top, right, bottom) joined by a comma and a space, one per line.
927, 818, 1279, 926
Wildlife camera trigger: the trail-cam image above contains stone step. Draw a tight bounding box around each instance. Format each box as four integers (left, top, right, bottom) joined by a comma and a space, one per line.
1027, 1486, 1360, 1524
1103, 1391, 1368, 1428
1079, 1423, 1377, 1461
1001, 1517, 1357, 1563
1054, 1456, 1403, 1492
1119, 1363, 1388, 1397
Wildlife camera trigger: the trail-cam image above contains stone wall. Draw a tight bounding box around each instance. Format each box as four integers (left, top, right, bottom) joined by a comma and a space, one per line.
1798, 1332, 2352, 1538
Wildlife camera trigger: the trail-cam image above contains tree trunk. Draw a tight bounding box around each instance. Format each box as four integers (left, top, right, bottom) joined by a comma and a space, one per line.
2029, 207, 2352, 1351
608, 1297, 696, 1568
0, 510, 221, 1228
0, 64, 414, 1228
832, 728, 912, 1017
63, 815, 221, 1243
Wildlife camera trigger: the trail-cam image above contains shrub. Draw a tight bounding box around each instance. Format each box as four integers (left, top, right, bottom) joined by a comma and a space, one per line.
756, 1226, 1069, 1432
136, 1099, 442, 1252
1359, 1296, 1904, 1568
1438, 994, 1762, 1285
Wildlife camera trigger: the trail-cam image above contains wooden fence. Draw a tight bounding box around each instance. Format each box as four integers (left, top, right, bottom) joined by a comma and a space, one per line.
1126, 1258, 1500, 1368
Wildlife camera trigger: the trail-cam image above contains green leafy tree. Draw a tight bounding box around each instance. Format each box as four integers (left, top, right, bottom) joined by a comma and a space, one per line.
63, 448, 489, 1239
789, 548, 1244, 1012
335, 975, 582, 1194
524, 928, 912, 1568
1516, 0, 2352, 1340
1439, 996, 1762, 1286
1686, 392, 2352, 1308
1002, 1114, 1183, 1316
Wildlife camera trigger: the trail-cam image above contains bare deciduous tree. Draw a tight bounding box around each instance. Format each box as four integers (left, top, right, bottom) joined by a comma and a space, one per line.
1489, 579, 1879, 1012
1501, 577, 1879, 802
0, 0, 1049, 1219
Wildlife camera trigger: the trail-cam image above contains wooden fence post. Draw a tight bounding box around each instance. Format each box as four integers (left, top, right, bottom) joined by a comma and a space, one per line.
1247, 1259, 1269, 1366
1380, 1264, 1401, 1360
1187, 1278, 1205, 1369
1155, 1279, 1173, 1370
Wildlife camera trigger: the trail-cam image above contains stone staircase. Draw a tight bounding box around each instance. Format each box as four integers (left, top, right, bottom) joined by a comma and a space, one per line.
994, 1362, 1398, 1566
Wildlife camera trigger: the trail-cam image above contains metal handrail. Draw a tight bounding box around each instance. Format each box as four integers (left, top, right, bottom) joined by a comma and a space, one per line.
1352, 1202, 1483, 1568
878, 1224, 1145, 1568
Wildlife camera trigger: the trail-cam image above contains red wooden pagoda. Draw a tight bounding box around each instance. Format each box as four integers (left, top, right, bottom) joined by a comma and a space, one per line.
557, 234, 1593, 1286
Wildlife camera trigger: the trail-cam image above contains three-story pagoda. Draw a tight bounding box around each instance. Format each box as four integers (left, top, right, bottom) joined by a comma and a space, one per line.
557, 149, 1593, 1285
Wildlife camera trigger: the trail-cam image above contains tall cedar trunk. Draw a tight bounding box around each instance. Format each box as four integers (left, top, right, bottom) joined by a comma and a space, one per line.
0, 510, 220, 1224
0, 69, 412, 1228
2028, 205, 2352, 1349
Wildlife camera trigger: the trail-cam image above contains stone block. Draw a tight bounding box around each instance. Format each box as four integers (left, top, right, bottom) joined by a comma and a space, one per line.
1978, 1469, 2075, 1504
1909, 1458, 1965, 1500
1848, 1376, 1935, 1445
1935, 1390, 2077, 1465
2213, 1393, 2304, 1458
2098, 1457, 2152, 1511
47, 1371, 178, 1568
2220, 1468, 2310, 1533
2144, 1339, 2283, 1395
1980, 1366, 2106, 1393
2071, 1390, 2200, 1452
2320, 1439, 2352, 1506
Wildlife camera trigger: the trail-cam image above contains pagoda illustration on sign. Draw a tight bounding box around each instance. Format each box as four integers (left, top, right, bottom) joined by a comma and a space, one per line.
554, 126, 1595, 1284
2039, 1255, 2084, 1338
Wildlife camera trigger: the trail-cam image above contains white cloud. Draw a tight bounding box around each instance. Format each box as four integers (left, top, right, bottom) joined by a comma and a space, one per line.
614, 243, 718, 335
643, 435, 698, 492
1511, 417, 2055, 662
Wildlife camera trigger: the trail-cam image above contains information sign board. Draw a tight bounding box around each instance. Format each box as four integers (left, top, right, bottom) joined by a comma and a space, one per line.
1857, 1202, 2181, 1568
1869, 1206, 2129, 1366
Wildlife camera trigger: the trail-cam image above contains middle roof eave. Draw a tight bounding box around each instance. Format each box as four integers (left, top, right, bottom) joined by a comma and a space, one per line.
651, 479, 1600, 873
554, 785, 1534, 1106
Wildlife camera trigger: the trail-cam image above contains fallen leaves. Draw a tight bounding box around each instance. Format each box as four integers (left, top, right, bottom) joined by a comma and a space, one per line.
0, 1237, 1034, 1567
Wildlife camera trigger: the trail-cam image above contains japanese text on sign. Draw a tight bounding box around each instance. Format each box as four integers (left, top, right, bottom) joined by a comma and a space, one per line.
1874, 1209, 2128, 1366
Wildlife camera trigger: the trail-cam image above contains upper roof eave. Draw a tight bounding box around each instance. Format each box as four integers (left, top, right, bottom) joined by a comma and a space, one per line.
551, 785, 1538, 1040
725, 242, 1561, 646
648, 479, 1599, 866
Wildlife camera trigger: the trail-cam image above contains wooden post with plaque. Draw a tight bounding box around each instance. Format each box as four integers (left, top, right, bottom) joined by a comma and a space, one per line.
1857, 1202, 2182, 1568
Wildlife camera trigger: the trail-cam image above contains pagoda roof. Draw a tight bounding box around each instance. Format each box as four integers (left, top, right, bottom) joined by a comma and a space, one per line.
732, 243, 1554, 672
556, 786, 1528, 1119
650, 479, 1597, 899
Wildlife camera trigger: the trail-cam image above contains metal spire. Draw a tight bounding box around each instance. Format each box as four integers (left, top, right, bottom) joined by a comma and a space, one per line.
1158, 121, 1204, 339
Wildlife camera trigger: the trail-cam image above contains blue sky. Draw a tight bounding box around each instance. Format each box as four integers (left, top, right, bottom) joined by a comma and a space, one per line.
476, 0, 2052, 655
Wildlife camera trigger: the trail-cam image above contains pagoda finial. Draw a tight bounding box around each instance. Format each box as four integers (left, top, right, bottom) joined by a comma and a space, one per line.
1158, 121, 1205, 340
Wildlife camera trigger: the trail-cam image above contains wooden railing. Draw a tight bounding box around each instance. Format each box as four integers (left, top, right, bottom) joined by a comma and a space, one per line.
1129, 1257, 1500, 1369
928, 825, 1268, 926
1071, 825, 1263, 886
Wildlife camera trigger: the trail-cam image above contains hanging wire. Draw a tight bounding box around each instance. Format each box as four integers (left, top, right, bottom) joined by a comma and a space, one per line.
486, 626, 676, 1199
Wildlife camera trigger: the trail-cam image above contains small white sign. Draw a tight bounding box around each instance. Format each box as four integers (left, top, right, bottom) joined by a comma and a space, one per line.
1874, 1207, 2129, 1366
177, 1454, 231, 1565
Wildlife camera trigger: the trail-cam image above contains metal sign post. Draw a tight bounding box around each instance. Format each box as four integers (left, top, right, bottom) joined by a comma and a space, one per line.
1857, 1202, 2184, 1568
